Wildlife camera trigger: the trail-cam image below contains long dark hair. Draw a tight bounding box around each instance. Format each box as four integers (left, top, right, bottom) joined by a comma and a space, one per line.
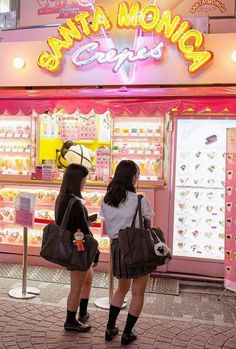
104, 160, 140, 207
59, 163, 88, 198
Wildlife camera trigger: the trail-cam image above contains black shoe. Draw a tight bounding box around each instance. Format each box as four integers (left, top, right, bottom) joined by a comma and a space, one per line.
78, 312, 90, 323
64, 320, 91, 332
105, 326, 119, 341
121, 331, 137, 345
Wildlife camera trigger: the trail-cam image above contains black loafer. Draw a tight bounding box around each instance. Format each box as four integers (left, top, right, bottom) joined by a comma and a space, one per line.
105, 326, 119, 341
64, 320, 91, 332
121, 331, 137, 345
78, 312, 90, 323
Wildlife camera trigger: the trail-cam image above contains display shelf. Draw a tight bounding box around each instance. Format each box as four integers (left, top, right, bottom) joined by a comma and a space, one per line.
5, 199, 57, 208
0, 115, 36, 178
0, 151, 30, 156
0, 220, 56, 226
112, 135, 162, 139
111, 152, 162, 157
0, 136, 30, 140
0, 243, 40, 255
0, 176, 164, 189
111, 117, 164, 181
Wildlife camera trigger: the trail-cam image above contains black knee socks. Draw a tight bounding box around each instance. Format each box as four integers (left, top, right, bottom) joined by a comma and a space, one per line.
107, 305, 121, 330
66, 310, 77, 325
123, 313, 139, 334
79, 298, 89, 317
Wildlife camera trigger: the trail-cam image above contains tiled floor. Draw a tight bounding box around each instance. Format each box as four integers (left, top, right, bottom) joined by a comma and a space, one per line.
0, 264, 180, 295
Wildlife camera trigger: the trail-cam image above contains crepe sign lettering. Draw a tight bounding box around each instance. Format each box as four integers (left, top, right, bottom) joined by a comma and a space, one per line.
37, 1, 214, 75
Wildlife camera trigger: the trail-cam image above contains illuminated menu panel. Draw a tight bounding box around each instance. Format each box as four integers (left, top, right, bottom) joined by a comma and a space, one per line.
173, 119, 236, 260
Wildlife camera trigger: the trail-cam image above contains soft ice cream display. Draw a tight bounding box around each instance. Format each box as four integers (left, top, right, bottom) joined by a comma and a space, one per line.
111, 117, 164, 181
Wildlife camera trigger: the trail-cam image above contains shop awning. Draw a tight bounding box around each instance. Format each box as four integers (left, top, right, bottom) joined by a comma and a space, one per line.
0, 87, 236, 115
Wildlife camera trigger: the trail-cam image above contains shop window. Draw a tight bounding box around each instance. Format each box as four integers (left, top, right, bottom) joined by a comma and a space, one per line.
0, 0, 10, 13
0, 0, 16, 29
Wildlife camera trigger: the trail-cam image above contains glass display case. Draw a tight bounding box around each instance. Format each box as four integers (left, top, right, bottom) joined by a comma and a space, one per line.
0, 114, 36, 178
111, 117, 164, 181
0, 184, 110, 254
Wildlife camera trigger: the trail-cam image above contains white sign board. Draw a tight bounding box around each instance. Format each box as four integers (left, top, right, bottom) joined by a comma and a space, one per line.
15, 192, 36, 228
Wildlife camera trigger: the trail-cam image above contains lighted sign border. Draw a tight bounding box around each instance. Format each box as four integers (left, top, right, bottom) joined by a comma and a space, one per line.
37, 1, 214, 75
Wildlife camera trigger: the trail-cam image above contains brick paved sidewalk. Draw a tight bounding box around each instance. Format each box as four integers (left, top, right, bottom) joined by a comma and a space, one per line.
1, 299, 236, 349
1, 277, 236, 348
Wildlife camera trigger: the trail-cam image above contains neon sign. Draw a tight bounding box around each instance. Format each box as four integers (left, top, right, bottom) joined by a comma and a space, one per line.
71, 41, 164, 73
38, 1, 214, 74
190, 0, 227, 14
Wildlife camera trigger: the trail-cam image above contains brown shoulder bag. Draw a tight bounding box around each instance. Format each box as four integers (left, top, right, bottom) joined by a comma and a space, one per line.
118, 195, 172, 268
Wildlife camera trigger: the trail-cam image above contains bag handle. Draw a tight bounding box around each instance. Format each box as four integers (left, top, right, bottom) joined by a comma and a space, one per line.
131, 194, 143, 228
137, 195, 162, 244
60, 197, 78, 230
144, 219, 162, 244
137, 194, 144, 228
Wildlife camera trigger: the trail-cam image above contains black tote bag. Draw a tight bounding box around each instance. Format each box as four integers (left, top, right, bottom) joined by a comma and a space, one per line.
40, 197, 98, 271
118, 195, 171, 268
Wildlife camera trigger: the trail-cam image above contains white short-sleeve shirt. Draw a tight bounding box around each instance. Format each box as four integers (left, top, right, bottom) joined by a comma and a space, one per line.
100, 191, 155, 239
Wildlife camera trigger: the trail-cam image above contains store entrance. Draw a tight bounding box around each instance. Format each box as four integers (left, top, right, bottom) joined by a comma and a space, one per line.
167, 117, 236, 277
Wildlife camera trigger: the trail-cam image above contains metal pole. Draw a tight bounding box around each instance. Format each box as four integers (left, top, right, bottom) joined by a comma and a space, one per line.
218, 288, 227, 301
108, 244, 114, 303
22, 227, 28, 295
8, 227, 40, 299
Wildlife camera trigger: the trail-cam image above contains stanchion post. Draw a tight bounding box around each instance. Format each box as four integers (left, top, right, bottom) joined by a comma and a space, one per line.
108, 247, 114, 303
218, 288, 227, 301
22, 226, 28, 296
8, 226, 40, 299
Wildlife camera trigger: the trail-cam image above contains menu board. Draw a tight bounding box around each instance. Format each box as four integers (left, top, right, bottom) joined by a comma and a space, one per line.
173, 119, 236, 260
60, 111, 98, 141
40, 113, 61, 139
224, 128, 236, 292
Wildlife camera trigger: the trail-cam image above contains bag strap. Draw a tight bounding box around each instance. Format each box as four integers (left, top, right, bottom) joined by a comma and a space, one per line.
137, 194, 144, 228
144, 219, 162, 243
131, 194, 143, 228
137, 195, 162, 244
60, 197, 78, 230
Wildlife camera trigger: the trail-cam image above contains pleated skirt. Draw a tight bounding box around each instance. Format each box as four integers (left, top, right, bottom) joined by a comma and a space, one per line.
111, 239, 156, 279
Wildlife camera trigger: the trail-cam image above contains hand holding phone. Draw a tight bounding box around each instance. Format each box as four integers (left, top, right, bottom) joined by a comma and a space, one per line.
89, 213, 98, 223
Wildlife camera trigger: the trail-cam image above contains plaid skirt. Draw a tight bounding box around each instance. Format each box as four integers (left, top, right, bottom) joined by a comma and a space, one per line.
111, 239, 156, 279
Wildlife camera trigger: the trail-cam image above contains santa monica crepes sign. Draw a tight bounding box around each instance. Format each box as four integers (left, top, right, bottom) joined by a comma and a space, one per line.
37, 1, 214, 75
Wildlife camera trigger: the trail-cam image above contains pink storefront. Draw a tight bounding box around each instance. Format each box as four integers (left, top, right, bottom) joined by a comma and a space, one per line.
0, 0, 236, 278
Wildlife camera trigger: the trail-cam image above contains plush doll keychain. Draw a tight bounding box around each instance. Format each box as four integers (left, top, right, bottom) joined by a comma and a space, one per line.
73, 230, 85, 252
154, 242, 170, 257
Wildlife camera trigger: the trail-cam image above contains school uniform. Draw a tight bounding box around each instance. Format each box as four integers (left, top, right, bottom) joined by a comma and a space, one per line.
55, 194, 99, 270
100, 191, 155, 279
55, 194, 90, 236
